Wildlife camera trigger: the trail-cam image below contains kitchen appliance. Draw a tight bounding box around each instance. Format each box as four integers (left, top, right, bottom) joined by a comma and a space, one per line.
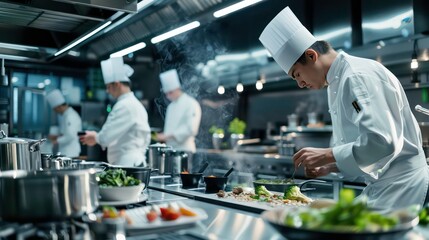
0, 169, 99, 222
0, 130, 45, 171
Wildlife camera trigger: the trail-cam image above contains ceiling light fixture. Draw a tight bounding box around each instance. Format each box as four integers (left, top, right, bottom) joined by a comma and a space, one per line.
0, 54, 30, 61
411, 40, 419, 70
217, 85, 225, 95
54, 21, 112, 57
255, 80, 263, 90
0, 42, 39, 52
213, 0, 263, 18
151, 21, 200, 44
110, 42, 146, 58
236, 82, 244, 93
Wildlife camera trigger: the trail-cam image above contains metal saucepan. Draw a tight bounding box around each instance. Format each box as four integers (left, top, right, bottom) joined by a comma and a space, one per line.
0, 169, 99, 222
253, 179, 326, 193
0, 130, 45, 171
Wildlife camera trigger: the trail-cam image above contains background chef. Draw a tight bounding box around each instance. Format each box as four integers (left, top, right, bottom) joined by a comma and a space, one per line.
155, 69, 202, 153
80, 57, 151, 167
259, 6, 429, 210
46, 89, 82, 158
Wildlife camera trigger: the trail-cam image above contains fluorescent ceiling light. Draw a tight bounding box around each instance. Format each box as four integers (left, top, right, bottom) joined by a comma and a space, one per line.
0, 42, 39, 52
137, 0, 155, 11
213, 0, 262, 18
54, 21, 112, 57
0, 54, 30, 61
151, 21, 200, 44
110, 42, 146, 58
362, 10, 412, 30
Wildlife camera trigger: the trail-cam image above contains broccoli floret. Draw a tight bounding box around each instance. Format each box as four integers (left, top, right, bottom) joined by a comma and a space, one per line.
284, 185, 312, 203
255, 185, 273, 197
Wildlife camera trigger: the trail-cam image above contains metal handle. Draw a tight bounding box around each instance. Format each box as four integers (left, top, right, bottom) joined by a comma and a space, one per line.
415, 105, 429, 116
29, 138, 46, 152
0, 130, 6, 139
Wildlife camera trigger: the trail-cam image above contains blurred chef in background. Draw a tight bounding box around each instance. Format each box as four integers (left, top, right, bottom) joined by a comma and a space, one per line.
46, 89, 82, 157
259, 6, 429, 210
156, 69, 201, 153
80, 57, 151, 167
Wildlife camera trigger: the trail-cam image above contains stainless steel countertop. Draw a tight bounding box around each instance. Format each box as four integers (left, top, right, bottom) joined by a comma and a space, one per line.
128, 177, 429, 240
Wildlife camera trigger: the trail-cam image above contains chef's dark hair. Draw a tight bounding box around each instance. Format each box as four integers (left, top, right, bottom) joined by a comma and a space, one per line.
120, 81, 132, 88
295, 40, 332, 65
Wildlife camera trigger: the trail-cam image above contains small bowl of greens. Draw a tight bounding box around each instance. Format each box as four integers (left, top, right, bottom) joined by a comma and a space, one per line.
97, 169, 145, 201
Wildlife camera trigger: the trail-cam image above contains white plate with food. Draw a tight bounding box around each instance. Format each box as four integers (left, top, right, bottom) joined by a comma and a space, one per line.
98, 192, 148, 206
261, 189, 419, 240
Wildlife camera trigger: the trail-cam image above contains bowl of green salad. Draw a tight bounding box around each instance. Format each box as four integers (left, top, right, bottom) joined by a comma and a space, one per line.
97, 169, 144, 201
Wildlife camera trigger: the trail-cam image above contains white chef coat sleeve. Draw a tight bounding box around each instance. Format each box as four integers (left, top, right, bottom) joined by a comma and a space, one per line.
172, 101, 202, 143
57, 113, 79, 146
333, 72, 404, 180
96, 104, 133, 148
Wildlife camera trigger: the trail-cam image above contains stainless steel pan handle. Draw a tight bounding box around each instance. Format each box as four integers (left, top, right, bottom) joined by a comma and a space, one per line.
415, 105, 429, 116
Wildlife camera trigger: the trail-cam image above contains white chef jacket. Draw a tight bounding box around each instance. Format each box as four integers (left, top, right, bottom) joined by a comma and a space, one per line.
96, 92, 151, 166
164, 93, 201, 152
327, 51, 429, 210
57, 107, 82, 158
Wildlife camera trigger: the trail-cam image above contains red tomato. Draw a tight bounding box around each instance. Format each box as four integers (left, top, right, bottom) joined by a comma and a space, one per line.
160, 207, 169, 218
146, 210, 158, 222
164, 210, 181, 221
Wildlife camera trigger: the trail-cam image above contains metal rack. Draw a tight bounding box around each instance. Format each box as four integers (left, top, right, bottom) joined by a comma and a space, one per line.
0, 59, 12, 135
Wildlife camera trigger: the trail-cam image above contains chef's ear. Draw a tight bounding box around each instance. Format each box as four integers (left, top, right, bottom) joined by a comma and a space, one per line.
305, 49, 318, 63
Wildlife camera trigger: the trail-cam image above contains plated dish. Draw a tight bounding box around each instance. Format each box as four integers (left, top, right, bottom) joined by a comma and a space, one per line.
261, 207, 418, 240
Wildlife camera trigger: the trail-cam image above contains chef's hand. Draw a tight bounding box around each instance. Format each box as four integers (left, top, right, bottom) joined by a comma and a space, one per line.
156, 133, 167, 142
292, 147, 337, 177
306, 162, 339, 178
79, 131, 97, 146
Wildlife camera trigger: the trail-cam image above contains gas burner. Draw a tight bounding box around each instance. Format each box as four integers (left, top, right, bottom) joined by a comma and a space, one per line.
0, 220, 89, 240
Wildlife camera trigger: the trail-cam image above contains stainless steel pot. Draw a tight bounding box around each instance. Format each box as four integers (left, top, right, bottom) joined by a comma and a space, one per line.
147, 143, 172, 170
0, 169, 99, 222
0, 130, 45, 171
159, 149, 188, 176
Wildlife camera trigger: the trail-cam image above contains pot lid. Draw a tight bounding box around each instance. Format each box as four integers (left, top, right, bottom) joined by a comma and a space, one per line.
148, 143, 171, 148
0, 130, 36, 144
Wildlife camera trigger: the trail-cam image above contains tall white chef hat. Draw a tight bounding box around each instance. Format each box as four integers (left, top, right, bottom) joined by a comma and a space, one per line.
46, 89, 66, 108
159, 69, 181, 93
259, 6, 317, 74
100, 57, 131, 84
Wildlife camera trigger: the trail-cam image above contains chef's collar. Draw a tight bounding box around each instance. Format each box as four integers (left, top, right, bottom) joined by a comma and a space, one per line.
326, 50, 346, 84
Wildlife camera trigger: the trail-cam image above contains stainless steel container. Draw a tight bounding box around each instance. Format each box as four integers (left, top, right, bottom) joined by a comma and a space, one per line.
0, 169, 99, 222
147, 143, 172, 170
160, 149, 188, 176
0, 130, 45, 171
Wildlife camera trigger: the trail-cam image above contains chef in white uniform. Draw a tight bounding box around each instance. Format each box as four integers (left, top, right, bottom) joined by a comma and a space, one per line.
155, 69, 202, 153
259, 6, 429, 210
80, 57, 151, 166
46, 89, 82, 157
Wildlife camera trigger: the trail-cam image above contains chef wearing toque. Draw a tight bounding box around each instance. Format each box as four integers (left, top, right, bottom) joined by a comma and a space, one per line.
46, 89, 82, 158
259, 6, 429, 210
80, 57, 151, 167
156, 69, 202, 153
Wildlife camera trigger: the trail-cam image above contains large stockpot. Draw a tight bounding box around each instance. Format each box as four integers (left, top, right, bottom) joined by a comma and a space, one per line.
0, 169, 99, 222
0, 130, 45, 171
